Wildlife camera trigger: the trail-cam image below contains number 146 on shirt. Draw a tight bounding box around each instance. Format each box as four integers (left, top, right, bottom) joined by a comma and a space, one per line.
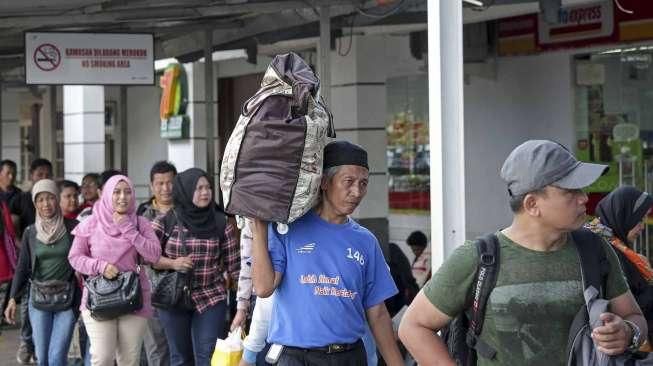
346, 248, 365, 265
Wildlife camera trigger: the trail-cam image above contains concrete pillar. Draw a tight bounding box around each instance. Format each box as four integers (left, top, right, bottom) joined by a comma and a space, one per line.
63, 85, 105, 183
319, 6, 331, 105
429, 0, 466, 269
39, 86, 57, 170
1, 88, 21, 176
167, 61, 218, 181
330, 35, 390, 251
205, 29, 217, 192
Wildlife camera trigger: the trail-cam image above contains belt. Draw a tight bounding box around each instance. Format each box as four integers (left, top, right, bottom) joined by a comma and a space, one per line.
285, 339, 363, 354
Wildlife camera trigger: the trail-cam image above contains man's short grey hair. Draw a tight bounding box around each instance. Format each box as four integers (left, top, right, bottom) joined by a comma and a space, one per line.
323, 166, 343, 182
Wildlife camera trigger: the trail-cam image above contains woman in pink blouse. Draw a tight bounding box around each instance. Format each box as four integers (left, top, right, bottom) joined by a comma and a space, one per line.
68, 175, 161, 366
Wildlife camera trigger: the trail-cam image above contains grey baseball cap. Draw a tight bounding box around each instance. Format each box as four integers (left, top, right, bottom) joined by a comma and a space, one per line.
500, 140, 608, 197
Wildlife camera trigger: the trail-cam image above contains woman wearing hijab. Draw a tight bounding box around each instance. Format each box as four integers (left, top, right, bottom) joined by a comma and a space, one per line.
586, 185, 653, 345
3, 179, 79, 366
68, 175, 161, 366
152, 168, 239, 366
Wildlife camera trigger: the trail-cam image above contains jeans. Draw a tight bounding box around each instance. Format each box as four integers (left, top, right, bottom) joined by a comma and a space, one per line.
28, 301, 77, 366
21, 290, 34, 349
141, 309, 170, 366
158, 301, 226, 366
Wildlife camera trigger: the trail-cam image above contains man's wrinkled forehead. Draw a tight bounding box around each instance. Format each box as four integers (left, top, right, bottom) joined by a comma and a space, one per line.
334, 165, 369, 178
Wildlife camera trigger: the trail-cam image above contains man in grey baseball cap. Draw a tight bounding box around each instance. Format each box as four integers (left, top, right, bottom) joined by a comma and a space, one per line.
500, 139, 608, 198
400, 139, 646, 366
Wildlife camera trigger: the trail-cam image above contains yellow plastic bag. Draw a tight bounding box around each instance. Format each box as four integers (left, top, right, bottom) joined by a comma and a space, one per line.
210, 327, 244, 366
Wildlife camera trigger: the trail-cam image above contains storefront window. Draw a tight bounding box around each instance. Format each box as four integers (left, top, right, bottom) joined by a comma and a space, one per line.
574, 47, 653, 255
386, 75, 429, 212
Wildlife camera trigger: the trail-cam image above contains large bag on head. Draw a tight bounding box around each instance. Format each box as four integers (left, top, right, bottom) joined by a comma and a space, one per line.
220, 52, 335, 229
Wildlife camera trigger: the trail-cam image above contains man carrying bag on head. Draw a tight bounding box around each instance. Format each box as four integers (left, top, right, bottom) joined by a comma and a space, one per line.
251, 141, 404, 366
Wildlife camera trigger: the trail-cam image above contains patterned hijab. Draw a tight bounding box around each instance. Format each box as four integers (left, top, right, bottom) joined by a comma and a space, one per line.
32, 179, 66, 244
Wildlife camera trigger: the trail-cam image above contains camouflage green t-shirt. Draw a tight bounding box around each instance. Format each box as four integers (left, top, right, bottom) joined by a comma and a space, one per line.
423, 232, 629, 366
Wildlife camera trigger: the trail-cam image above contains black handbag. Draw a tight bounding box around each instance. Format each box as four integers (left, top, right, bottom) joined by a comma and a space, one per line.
151, 270, 193, 310
30, 279, 75, 312
85, 269, 142, 321
151, 210, 194, 311
26, 226, 76, 312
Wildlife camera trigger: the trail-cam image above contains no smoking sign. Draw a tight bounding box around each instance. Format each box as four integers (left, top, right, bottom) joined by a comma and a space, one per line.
33, 43, 61, 71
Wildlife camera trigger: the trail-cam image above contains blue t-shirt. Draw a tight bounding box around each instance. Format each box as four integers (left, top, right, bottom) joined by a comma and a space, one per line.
267, 210, 398, 348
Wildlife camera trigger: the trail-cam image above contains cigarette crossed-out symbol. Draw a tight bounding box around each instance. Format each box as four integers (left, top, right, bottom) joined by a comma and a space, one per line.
33, 44, 61, 71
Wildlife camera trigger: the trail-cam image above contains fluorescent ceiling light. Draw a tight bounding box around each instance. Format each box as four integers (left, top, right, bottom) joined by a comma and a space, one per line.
463, 0, 484, 6
198, 49, 247, 63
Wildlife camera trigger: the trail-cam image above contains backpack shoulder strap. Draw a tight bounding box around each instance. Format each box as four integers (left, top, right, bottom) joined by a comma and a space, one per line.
571, 229, 609, 297
466, 233, 500, 360
565, 229, 610, 363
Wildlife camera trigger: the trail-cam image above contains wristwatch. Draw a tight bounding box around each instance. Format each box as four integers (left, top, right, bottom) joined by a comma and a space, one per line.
624, 319, 643, 352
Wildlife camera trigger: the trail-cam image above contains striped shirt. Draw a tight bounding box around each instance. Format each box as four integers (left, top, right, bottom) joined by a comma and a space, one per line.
152, 217, 240, 313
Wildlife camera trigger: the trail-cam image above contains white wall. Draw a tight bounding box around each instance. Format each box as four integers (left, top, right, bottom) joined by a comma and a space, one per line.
464, 51, 575, 238
126, 86, 167, 201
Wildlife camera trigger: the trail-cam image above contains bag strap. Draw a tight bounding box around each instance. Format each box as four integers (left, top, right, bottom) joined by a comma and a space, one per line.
170, 209, 189, 256
571, 229, 609, 298
565, 229, 610, 362
465, 233, 500, 361
170, 209, 193, 287
29, 224, 76, 282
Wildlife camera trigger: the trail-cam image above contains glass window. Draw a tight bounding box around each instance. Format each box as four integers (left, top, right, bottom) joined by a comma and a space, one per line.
386, 75, 430, 212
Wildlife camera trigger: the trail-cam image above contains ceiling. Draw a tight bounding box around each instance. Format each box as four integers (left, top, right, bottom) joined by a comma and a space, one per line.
0, 0, 428, 83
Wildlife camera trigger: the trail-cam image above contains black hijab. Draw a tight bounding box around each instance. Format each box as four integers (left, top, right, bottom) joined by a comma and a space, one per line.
595, 186, 653, 245
173, 168, 218, 239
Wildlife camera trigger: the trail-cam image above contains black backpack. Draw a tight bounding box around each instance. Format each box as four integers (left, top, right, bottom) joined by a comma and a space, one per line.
442, 229, 609, 366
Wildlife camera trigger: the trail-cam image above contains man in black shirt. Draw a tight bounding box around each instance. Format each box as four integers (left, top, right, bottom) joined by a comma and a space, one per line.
10, 158, 52, 237
0, 159, 21, 204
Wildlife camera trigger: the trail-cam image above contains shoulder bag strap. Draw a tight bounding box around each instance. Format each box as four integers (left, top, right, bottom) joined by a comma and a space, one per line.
171, 209, 192, 287
466, 233, 500, 361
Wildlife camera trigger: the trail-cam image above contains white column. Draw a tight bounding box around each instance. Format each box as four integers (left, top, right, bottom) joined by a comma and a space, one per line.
1, 88, 21, 174
330, 35, 389, 249
429, 0, 466, 270
63, 85, 105, 183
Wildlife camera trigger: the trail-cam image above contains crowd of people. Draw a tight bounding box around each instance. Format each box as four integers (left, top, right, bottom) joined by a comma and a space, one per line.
0, 138, 652, 366
0, 141, 431, 366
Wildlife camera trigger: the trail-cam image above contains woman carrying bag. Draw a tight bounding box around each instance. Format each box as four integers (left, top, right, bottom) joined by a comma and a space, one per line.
586, 185, 653, 348
68, 175, 161, 366
4, 179, 79, 366
152, 168, 239, 366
